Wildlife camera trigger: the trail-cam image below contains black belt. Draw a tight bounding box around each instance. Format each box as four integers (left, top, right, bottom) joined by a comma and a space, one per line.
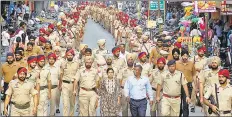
131, 98, 146, 102
152, 87, 156, 91
63, 80, 74, 84
12, 102, 30, 109
220, 110, 231, 114
40, 86, 48, 90
51, 85, 58, 89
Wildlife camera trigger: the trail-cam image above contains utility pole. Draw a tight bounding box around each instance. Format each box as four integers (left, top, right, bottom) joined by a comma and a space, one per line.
205, 12, 209, 57
158, 0, 161, 33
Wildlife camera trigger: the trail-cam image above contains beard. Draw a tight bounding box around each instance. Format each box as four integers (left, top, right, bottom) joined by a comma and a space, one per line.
85, 65, 91, 69
18, 77, 26, 81
211, 65, 218, 70
38, 64, 44, 68
158, 66, 164, 70
127, 62, 134, 67
198, 54, 204, 57
67, 58, 73, 61
219, 79, 227, 84
16, 57, 22, 61
174, 57, 179, 61
7, 60, 14, 64
106, 62, 112, 66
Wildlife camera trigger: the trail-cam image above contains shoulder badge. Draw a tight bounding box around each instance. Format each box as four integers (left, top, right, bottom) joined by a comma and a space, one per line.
82, 69, 85, 73
166, 74, 170, 79
96, 50, 99, 54
208, 73, 212, 77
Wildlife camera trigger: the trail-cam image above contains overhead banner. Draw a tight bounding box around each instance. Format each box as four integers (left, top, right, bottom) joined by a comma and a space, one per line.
118, 2, 123, 10
197, 1, 216, 12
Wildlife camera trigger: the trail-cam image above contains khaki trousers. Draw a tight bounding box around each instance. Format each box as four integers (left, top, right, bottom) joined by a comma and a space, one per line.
151, 90, 162, 116
50, 87, 61, 116
121, 88, 130, 116
161, 96, 181, 116
62, 82, 76, 116
11, 105, 30, 116
37, 89, 49, 116
79, 88, 98, 116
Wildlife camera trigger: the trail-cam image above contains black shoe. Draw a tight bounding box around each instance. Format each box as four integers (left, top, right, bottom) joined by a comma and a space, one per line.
56, 109, 60, 113
191, 107, 195, 113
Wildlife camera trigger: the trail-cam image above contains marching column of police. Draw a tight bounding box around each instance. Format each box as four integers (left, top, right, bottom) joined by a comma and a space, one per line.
1, 2, 232, 116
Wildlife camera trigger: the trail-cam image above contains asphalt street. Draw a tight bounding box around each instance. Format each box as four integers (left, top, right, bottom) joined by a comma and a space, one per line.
0, 18, 204, 116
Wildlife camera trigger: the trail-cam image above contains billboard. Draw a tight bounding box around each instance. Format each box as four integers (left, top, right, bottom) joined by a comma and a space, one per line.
197, 1, 216, 12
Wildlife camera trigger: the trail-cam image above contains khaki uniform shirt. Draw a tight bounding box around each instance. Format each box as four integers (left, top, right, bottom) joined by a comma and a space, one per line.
5, 79, 38, 105
140, 42, 152, 54
151, 69, 165, 89
45, 65, 60, 86
27, 68, 40, 86
62, 61, 79, 82
75, 67, 99, 89
24, 50, 37, 58
117, 67, 134, 86
199, 69, 220, 91
158, 70, 188, 96
112, 57, 125, 69
39, 67, 51, 87
93, 49, 109, 56
204, 84, 232, 113
1, 62, 20, 83
33, 45, 44, 55
190, 55, 207, 75
48, 31, 60, 47
176, 61, 196, 82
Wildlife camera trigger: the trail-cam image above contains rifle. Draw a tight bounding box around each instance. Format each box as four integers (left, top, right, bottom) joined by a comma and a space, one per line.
208, 84, 220, 116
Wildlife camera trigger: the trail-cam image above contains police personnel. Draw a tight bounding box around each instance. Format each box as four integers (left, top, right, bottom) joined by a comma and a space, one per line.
4, 67, 38, 116
203, 69, 232, 116
136, 52, 153, 78
150, 57, 166, 116
199, 56, 221, 116
117, 53, 136, 116
60, 49, 79, 116
93, 39, 109, 56
37, 54, 51, 116
74, 56, 100, 116
156, 60, 191, 116
46, 52, 62, 115
111, 46, 125, 69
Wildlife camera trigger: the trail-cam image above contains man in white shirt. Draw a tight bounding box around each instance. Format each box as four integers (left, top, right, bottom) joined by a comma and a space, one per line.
119, 44, 129, 62
1, 29, 10, 54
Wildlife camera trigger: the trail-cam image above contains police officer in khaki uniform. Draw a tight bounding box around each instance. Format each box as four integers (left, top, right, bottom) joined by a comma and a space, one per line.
60, 49, 79, 116
199, 56, 221, 116
111, 46, 126, 69
37, 55, 51, 116
117, 53, 136, 116
149, 39, 163, 68
4, 67, 38, 116
189, 47, 208, 112
15, 50, 27, 67
101, 54, 119, 79
136, 52, 153, 78
203, 69, 232, 116
150, 57, 166, 116
140, 34, 153, 54
156, 60, 191, 116
93, 39, 110, 56
74, 56, 100, 116
46, 53, 62, 115
47, 24, 60, 47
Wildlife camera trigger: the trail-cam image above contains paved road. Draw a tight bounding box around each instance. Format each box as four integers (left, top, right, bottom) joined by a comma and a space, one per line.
1, 18, 204, 116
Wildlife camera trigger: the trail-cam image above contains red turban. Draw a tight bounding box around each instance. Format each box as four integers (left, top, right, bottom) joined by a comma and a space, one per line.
66, 49, 75, 56
198, 47, 206, 53
218, 69, 230, 78
61, 28, 66, 33
37, 55, 46, 62
174, 42, 182, 49
62, 20, 67, 26
27, 56, 37, 64
48, 53, 57, 60
157, 57, 166, 65
39, 28, 46, 33
17, 67, 27, 75
112, 47, 120, 54
138, 52, 147, 59
48, 24, 55, 29
39, 36, 47, 43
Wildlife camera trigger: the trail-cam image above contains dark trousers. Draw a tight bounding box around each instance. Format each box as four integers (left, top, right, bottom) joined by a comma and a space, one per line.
3, 82, 9, 100
179, 82, 193, 117
130, 98, 147, 117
